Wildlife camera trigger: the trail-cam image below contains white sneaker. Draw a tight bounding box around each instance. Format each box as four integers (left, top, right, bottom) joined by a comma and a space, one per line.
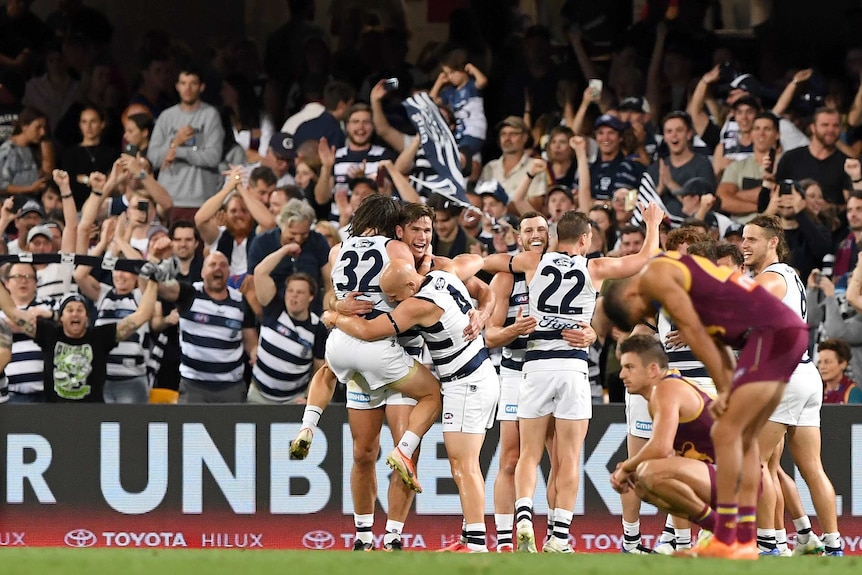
695, 529, 713, 549
289, 428, 313, 460
516, 520, 537, 553
653, 541, 676, 555
543, 537, 574, 554
792, 533, 825, 556
779, 548, 793, 557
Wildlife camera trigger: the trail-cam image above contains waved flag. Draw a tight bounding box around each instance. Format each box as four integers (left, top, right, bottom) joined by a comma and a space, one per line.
403, 92, 467, 202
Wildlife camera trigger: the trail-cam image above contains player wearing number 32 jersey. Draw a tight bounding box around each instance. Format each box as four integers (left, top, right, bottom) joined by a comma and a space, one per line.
482, 203, 664, 553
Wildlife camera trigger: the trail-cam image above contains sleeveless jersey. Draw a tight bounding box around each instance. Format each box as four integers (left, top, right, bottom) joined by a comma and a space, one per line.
331, 235, 392, 317
94, 286, 149, 380
652, 253, 808, 348
657, 313, 709, 378
526, 251, 596, 365
762, 262, 810, 361
664, 370, 716, 463
414, 270, 488, 381
501, 271, 529, 371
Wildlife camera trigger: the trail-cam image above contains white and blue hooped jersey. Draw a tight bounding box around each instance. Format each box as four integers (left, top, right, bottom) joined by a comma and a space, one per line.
763, 261, 810, 362
657, 313, 708, 378
501, 271, 528, 371
332, 235, 393, 316
414, 270, 488, 381
526, 251, 596, 367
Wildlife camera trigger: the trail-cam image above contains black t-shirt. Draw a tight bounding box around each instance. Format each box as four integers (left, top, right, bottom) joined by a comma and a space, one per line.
775, 147, 851, 206
60, 145, 119, 209
34, 318, 118, 402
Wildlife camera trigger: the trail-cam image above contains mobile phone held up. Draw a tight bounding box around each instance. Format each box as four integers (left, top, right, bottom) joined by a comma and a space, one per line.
778, 179, 796, 196
767, 147, 776, 173
588, 79, 602, 100
383, 78, 399, 93
123, 143, 139, 157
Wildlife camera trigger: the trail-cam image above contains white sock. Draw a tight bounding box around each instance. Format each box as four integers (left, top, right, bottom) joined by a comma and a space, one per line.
465, 522, 487, 551
515, 497, 533, 525
396, 431, 421, 458
384, 520, 403, 545
792, 516, 812, 544
675, 528, 691, 549
823, 532, 841, 548
659, 515, 676, 544
622, 519, 640, 549
776, 528, 788, 553
495, 513, 514, 548
354, 513, 374, 543
552, 508, 573, 541
757, 528, 777, 551
300, 405, 323, 430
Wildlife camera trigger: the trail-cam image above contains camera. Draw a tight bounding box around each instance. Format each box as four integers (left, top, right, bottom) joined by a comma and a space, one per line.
137, 200, 150, 212
778, 179, 797, 196
383, 78, 399, 92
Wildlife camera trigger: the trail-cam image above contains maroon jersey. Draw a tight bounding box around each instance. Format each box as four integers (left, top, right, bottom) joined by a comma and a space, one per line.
652, 253, 809, 349
664, 370, 716, 463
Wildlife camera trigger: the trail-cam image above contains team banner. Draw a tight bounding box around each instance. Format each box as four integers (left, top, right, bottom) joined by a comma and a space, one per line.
0, 253, 146, 274
403, 91, 468, 202
1, 405, 861, 551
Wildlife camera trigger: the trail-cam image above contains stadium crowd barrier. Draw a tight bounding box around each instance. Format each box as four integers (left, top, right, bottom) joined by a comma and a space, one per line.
1, 405, 860, 552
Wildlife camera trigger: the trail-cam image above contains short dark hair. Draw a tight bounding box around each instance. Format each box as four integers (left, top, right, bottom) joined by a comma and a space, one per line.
619, 334, 669, 369
619, 224, 645, 239
819, 338, 851, 365
602, 278, 635, 332
323, 80, 356, 111
399, 202, 435, 227
249, 166, 277, 187
556, 210, 590, 243
126, 112, 154, 136
177, 63, 203, 82
169, 219, 201, 243
286, 272, 318, 297
441, 48, 468, 71
662, 110, 694, 132
754, 111, 780, 131
686, 240, 717, 262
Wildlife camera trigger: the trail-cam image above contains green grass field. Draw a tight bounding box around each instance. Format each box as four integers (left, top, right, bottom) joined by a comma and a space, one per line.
4, 549, 859, 575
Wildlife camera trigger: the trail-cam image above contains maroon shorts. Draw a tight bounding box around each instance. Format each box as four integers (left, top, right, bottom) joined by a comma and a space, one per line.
732, 325, 809, 389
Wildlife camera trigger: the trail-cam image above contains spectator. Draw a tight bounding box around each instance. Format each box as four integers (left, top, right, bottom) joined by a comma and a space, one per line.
480, 116, 544, 201
723, 224, 744, 248
428, 192, 481, 257
158, 250, 257, 403
430, 48, 488, 158
246, 198, 331, 315
32, 170, 77, 301
712, 95, 760, 178
268, 185, 301, 219
7, 198, 43, 255
672, 177, 721, 230
585, 114, 643, 203
60, 105, 118, 208
589, 203, 619, 254
148, 64, 224, 222
21, 43, 77, 133
475, 180, 518, 255
263, 131, 297, 188
818, 338, 862, 404
544, 125, 578, 190
73, 257, 156, 404
0, 106, 51, 200
761, 180, 832, 282
774, 108, 851, 207
335, 176, 378, 240
832, 191, 862, 280
715, 242, 745, 272
123, 112, 154, 159
196, 166, 275, 288
292, 79, 354, 149
249, 262, 326, 404
615, 224, 645, 256
294, 153, 321, 198
314, 103, 395, 222
718, 112, 780, 223
808, 271, 862, 385
0, 262, 54, 403
314, 220, 340, 248
128, 51, 173, 119
0, 277, 157, 403
221, 73, 273, 165
170, 220, 203, 283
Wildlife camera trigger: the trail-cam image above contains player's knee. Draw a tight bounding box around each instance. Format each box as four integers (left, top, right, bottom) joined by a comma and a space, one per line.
499, 449, 519, 475
352, 442, 380, 466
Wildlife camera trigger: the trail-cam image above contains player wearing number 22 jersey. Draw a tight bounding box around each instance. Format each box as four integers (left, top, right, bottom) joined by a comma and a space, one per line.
482, 205, 664, 554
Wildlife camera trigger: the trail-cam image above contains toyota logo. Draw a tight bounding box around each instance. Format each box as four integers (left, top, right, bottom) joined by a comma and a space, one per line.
302, 530, 335, 550
64, 529, 97, 548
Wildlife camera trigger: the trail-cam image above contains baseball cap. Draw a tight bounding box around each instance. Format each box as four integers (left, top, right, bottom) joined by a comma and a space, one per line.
619, 97, 650, 115
594, 114, 628, 132
27, 224, 53, 243
269, 132, 296, 159
673, 177, 714, 197
496, 115, 528, 133
475, 180, 509, 205
58, 293, 89, 317
18, 199, 44, 219
547, 184, 574, 203
724, 223, 744, 239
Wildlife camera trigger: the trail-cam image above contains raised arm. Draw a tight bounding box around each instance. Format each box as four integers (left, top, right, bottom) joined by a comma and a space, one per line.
464, 62, 487, 90
571, 135, 592, 212
195, 168, 239, 245
379, 159, 420, 204
238, 180, 276, 231
645, 22, 668, 121
314, 138, 336, 205
124, 155, 174, 212
116, 280, 158, 342
370, 81, 406, 152
588, 203, 662, 286
253, 242, 301, 307
566, 25, 598, 83
773, 69, 812, 118
0, 280, 36, 337
570, 86, 599, 135
54, 170, 78, 253
687, 66, 720, 137
511, 159, 545, 215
